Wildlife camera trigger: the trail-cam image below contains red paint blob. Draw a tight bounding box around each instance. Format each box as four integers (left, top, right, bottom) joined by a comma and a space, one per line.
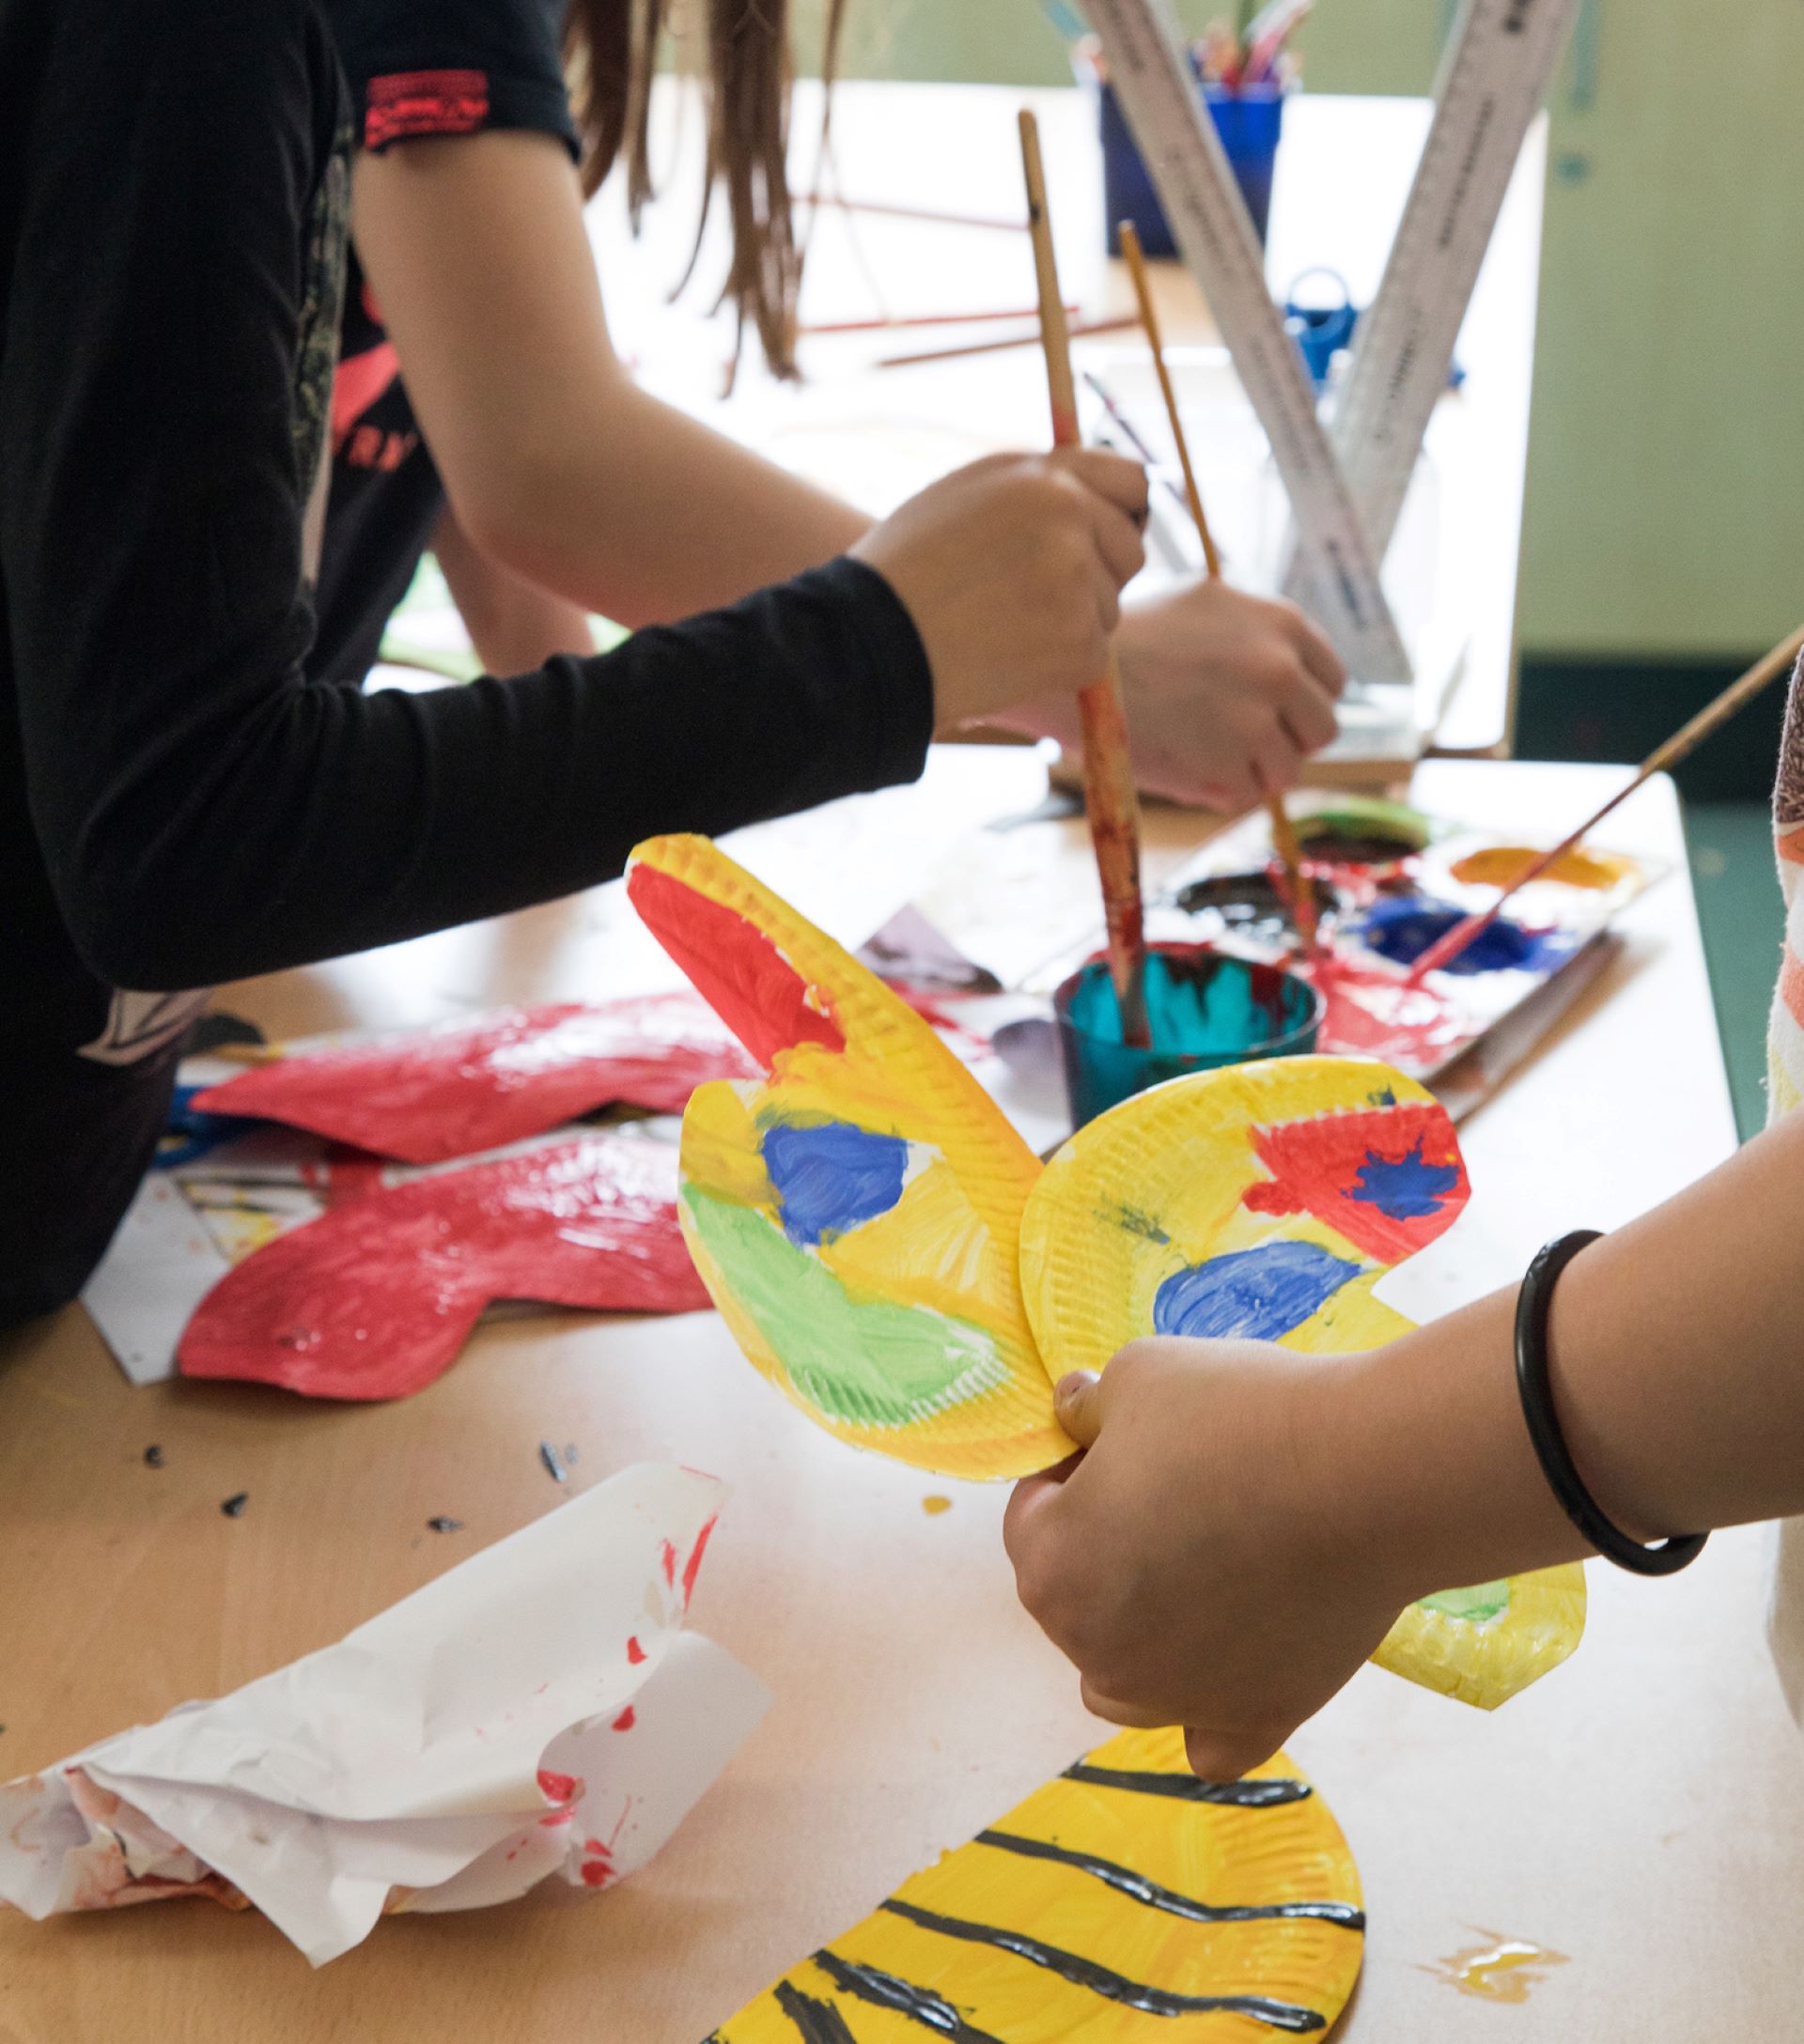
192, 996, 755, 1165
626, 1636, 647, 1665
611, 1706, 636, 1732
1298, 954, 1474, 1075
1245, 1100, 1469, 1262
627, 861, 845, 1068
660, 1539, 678, 1590
681, 1513, 719, 1608
537, 1770, 580, 1805
178, 1135, 708, 1401
579, 1861, 614, 1888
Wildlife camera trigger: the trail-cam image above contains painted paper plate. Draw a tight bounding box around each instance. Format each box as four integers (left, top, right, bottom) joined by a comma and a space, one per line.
711, 1724, 1364, 2040
1019, 1057, 1585, 1710
628, 835, 1068, 1480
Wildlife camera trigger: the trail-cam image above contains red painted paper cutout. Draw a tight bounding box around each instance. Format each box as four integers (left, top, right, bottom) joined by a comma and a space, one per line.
178, 1135, 708, 1401
191, 997, 755, 1165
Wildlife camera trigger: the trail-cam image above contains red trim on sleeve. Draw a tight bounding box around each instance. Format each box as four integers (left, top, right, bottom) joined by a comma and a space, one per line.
364, 69, 491, 150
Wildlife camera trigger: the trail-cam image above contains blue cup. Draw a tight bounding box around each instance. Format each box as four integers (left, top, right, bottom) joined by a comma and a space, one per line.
1101, 80, 1285, 256
1054, 944, 1324, 1128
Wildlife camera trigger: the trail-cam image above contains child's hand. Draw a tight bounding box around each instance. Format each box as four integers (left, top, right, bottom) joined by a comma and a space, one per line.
1003, 1339, 1412, 1780
851, 450, 1148, 726
1113, 579, 1345, 808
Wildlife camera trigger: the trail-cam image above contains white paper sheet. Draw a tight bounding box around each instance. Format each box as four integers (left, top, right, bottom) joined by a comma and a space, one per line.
80, 1172, 231, 1385
0, 1464, 767, 1965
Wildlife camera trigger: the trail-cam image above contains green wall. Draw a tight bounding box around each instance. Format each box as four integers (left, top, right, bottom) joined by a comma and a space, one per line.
791, 1, 1804, 669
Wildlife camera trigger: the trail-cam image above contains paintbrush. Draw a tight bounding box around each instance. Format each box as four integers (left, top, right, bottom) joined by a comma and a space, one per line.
1019, 108, 1151, 1049
1116, 218, 1319, 952
1408, 620, 1804, 981
878, 313, 1137, 371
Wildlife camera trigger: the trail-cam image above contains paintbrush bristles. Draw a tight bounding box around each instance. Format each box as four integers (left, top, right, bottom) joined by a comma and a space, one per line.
1408, 620, 1804, 981
1118, 222, 1222, 579
1019, 108, 1151, 1048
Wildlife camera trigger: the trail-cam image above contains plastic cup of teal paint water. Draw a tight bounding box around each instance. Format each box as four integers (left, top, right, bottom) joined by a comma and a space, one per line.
1054, 944, 1323, 1128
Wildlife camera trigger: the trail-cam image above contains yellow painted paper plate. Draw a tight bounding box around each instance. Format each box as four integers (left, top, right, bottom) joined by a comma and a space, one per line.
1019, 1058, 1585, 1710
710, 1724, 1364, 2041
629, 835, 1069, 1479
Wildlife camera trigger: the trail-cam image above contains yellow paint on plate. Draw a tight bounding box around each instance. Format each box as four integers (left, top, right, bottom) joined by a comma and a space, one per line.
711, 1726, 1364, 2040
1449, 843, 1636, 890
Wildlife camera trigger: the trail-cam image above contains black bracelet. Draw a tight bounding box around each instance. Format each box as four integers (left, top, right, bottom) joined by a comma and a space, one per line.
1514, 1231, 1708, 1577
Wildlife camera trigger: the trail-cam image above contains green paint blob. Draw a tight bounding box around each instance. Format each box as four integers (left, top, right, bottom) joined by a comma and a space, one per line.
1419, 1581, 1511, 1626
684, 1186, 1004, 1430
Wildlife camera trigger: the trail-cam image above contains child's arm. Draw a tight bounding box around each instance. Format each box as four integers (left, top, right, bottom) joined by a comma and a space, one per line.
349, 129, 1345, 805
5, 1, 1138, 996
1004, 1100, 1804, 1781
429, 507, 595, 673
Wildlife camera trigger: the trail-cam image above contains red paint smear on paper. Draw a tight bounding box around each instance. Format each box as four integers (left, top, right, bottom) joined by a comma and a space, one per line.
612, 1706, 636, 1732
1297, 954, 1476, 1075
537, 1770, 580, 1805
1245, 1100, 1469, 1263
192, 996, 755, 1165
177, 1135, 708, 1401
660, 1539, 678, 1590
626, 1635, 647, 1665
579, 1860, 614, 1887
681, 1513, 718, 1607
627, 861, 845, 1068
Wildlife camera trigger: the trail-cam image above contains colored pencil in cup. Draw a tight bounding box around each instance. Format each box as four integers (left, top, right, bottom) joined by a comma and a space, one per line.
1117, 217, 1318, 951
1407, 620, 1804, 980
1019, 108, 1151, 1048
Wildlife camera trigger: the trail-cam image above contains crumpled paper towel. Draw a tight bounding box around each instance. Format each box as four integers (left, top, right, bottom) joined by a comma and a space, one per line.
0, 1463, 766, 1965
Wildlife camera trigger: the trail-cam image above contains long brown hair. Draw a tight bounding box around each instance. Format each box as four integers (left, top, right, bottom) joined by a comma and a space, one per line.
565, 0, 848, 377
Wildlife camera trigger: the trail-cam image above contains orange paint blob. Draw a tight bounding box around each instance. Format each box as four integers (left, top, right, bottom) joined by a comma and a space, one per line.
1423, 1931, 1569, 2004
1450, 844, 1632, 891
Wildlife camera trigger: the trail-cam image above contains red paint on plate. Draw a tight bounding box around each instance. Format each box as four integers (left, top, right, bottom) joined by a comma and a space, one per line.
192, 997, 756, 1165
626, 862, 846, 1068
1244, 1100, 1469, 1263
1298, 955, 1473, 1074
177, 1135, 708, 1400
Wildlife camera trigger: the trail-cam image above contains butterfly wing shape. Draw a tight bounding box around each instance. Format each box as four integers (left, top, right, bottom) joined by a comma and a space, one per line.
628, 834, 1066, 1479
1019, 1056, 1584, 1710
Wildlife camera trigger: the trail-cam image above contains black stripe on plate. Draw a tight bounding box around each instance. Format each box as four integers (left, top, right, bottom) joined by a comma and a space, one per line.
974, 1829, 1364, 1930
1062, 1761, 1314, 1806
878, 1897, 1327, 2032
812, 1948, 1006, 2041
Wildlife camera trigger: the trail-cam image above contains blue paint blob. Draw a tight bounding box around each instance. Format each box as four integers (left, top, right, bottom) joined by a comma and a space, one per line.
760, 1119, 910, 1247
1153, 1241, 1361, 1342
1354, 895, 1568, 976
1349, 1137, 1461, 1219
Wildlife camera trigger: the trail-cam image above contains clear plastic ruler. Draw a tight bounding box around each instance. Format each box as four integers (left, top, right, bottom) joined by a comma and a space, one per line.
1081, 0, 1413, 683
1281, 0, 1579, 620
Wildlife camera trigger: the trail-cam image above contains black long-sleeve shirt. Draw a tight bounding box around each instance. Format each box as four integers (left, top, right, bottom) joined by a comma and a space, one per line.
0, 0, 932, 1321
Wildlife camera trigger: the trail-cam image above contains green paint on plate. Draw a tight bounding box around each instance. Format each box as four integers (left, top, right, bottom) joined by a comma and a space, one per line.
1419, 1581, 1511, 1625
683, 1186, 1003, 1431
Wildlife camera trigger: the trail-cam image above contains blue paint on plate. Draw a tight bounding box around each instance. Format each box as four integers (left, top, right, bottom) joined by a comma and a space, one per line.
760, 1120, 910, 1247
1153, 1240, 1361, 1342
1355, 895, 1569, 975
1350, 1138, 1462, 1220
